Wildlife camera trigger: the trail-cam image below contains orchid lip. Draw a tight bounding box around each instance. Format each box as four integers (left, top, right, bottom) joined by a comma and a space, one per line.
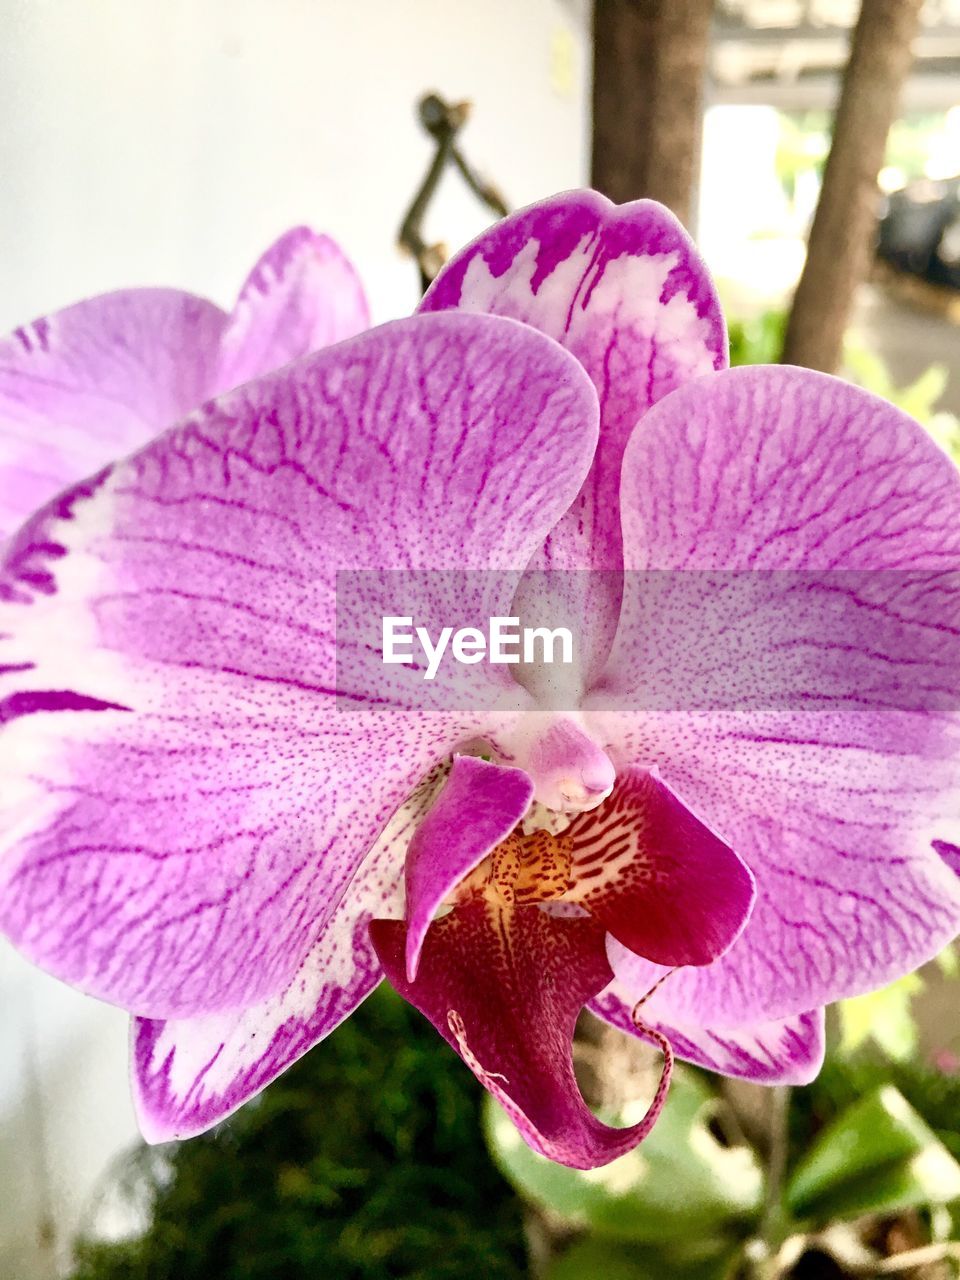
371, 758, 753, 1170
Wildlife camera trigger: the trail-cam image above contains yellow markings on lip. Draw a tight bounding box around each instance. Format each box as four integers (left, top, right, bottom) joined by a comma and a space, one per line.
457, 828, 575, 907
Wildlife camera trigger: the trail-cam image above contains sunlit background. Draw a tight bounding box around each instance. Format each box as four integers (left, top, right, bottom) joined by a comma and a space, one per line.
1, 2, 959, 1277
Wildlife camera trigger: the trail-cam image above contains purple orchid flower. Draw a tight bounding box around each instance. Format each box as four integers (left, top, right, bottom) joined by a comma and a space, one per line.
0, 225, 369, 536
3, 191, 960, 1172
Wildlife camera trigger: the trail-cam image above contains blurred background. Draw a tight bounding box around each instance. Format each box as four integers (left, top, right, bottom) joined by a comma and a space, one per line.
1, 2, 959, 1277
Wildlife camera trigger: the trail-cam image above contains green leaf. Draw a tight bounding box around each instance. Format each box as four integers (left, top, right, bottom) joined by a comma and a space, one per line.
546, 1237, 740, 1280
896, 365, 949, 423
927, 411, 960, 462
484, 1066, 763, 1244
842, 341, 949, 426
838, 972, 924, 1061
787, 1085, 960, 1223
727, 310, 787, 367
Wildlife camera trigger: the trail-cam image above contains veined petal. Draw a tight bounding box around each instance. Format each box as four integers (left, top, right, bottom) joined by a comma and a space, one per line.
593, 987, 824, 1085
422, 189, 725, 683
131, 769, 436, 1141
404, 755, 534, 981
371, 899, 672, 1170
421, 190, 725, 565
0, 290, 228, 536
564, 766, 755, 966
0, 231, 368, 541
592, 365, 960, 1024
0, 313, 600, 1020
215, 227, 370, 390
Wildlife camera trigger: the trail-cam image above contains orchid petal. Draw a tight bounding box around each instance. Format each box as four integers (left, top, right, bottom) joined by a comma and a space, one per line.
422, 189, 725, 682
593, 988, 825, 1085
592, 365, 960, 1023
404, 755, 534, 982
215, 228, 370, 390
421, 190, 726, 563
0, 312, 600, 1019
0, 291, 228, 536
371, 899, 672, 1169
564, 766, 755, 966
0, 230, 369, 541
131, 769, 439, 1141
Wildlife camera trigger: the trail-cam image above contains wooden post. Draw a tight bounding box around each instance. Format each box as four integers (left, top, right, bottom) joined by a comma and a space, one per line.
780, 0, 924, 372
591, 0, 715, 227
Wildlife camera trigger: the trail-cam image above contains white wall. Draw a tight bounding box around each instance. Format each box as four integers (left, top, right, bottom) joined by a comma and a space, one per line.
0, 3, 589, 1275
0, 945, 136, 1278
0, 0, 589, 330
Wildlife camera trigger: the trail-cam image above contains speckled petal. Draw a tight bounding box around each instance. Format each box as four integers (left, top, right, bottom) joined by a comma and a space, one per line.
0, 312, 599, 1020
591, 365, 960, 1024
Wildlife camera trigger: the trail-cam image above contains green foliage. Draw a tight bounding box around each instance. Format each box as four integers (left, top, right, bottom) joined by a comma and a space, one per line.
772, 110, 945, 207
842, 342, 950, 423
937, 944, 960, 979
546, 1236, 740, 1280
492, 1039, 960, 1277
68, 975, 960, 1280
787, 1086, 960, 1224
774, 113, 829, 202
792, 1050, 960, 1168
70, 986, 526, 1280
727, 310, 787, 368
485, 1066, 762, 1247
838, 972, 925, 1062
